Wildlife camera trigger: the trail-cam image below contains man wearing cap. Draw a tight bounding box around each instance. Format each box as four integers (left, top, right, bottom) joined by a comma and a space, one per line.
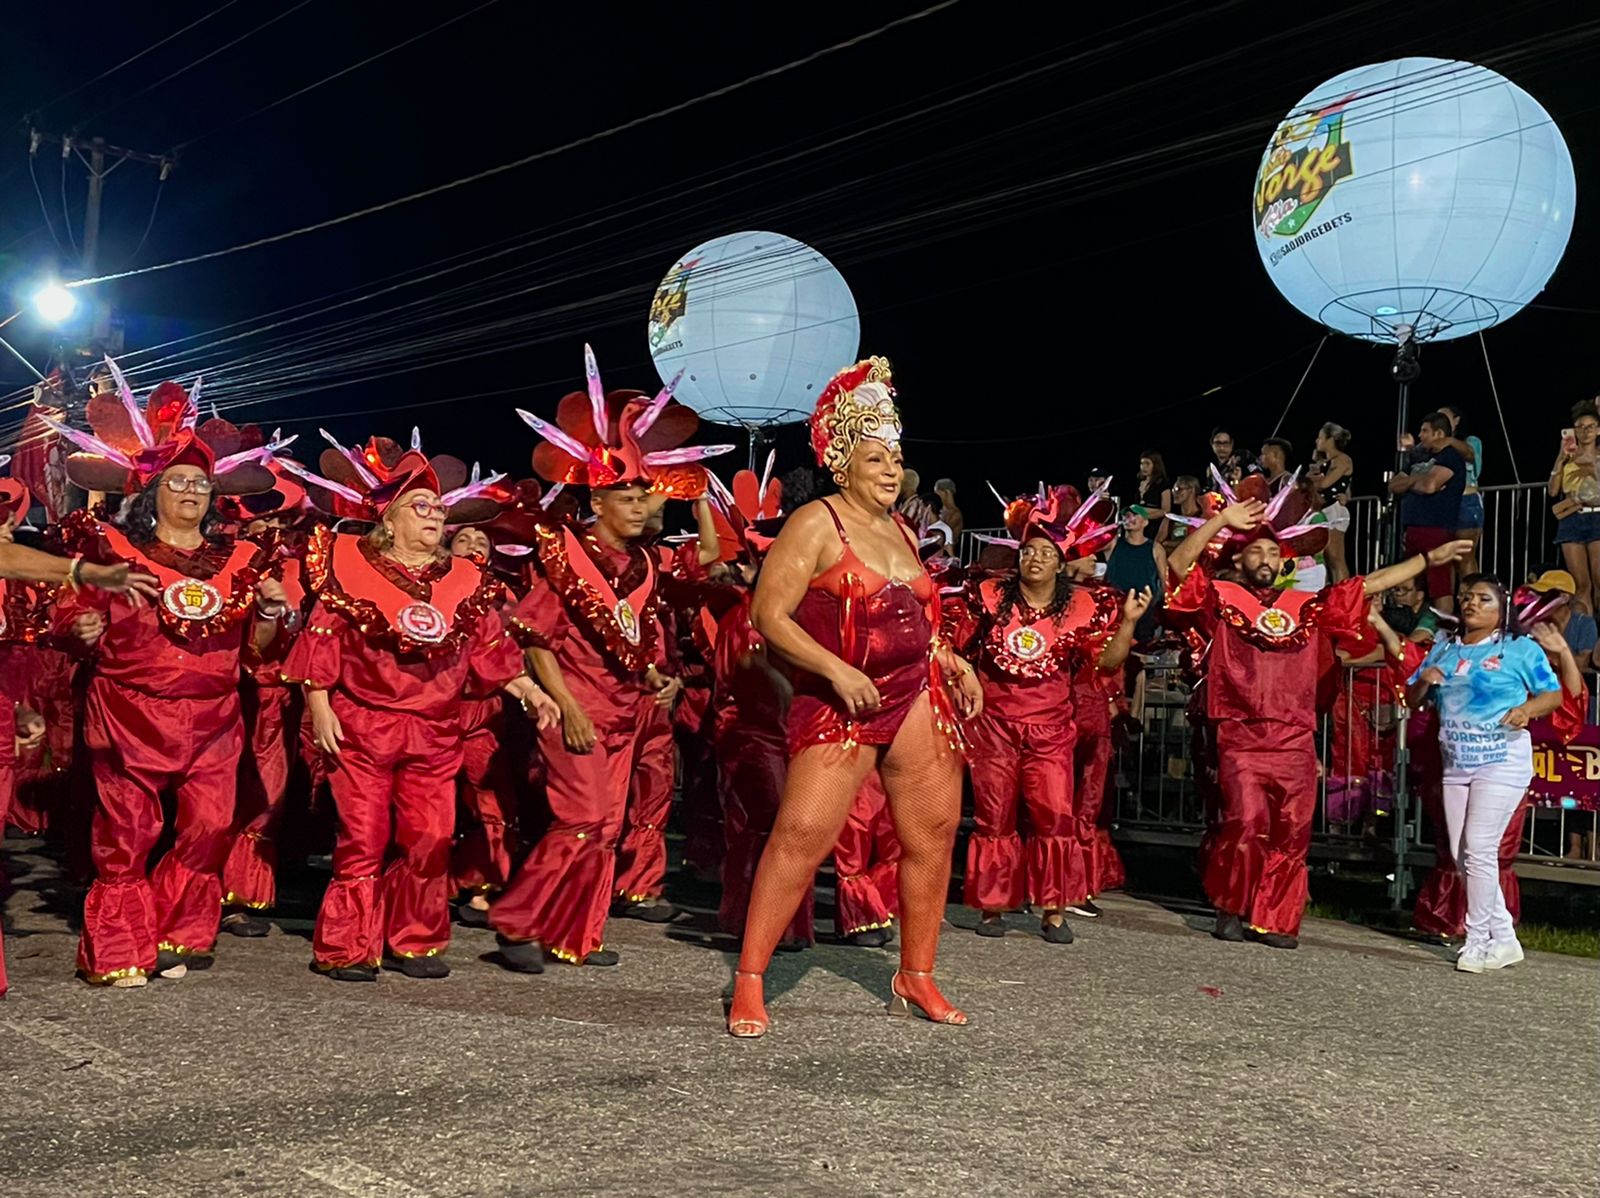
1167, 479, 1471, 949
1529, 569, 1600, 667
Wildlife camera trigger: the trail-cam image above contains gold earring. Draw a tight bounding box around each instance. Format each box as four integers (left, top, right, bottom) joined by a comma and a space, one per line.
832, 470, 848, 487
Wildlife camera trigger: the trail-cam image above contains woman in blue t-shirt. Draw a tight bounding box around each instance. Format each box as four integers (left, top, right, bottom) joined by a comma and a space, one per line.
1407, 575, 1562, 974
1439, 405, 1483, 577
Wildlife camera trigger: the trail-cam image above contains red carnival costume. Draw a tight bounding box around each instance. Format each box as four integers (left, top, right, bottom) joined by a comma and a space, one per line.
1167, 472, 1366, 941
492, 344, 730, 964
945, 485, 1120, 923
44, 364, 283, 983
281, 436, 522, 975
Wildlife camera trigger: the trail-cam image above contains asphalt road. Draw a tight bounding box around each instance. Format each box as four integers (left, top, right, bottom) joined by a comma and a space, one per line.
2, 840, 1596, 1198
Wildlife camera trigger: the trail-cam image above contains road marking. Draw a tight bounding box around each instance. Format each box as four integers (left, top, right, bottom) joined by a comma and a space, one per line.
300, 1162, 435, 1197
1, 1018, 123, 1079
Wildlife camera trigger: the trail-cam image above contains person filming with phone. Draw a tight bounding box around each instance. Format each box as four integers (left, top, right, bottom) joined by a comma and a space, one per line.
1549, 399, 1600, 617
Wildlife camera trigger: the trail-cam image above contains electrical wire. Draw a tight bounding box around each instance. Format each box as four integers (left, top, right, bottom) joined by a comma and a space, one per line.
123, 178, 167, 268
26, 0, 243, 118
67, 0, 965, 288
59, 151, 79, 257
78, 0, 319, 127
27, 152, 64, 254
175, 0, 504, 150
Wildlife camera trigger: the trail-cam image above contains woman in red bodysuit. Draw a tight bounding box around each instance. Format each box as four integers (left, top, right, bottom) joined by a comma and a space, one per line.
727, 358, 983, 1038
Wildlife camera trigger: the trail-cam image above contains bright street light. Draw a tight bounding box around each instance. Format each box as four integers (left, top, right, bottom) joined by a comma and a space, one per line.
33, 283, 78, 324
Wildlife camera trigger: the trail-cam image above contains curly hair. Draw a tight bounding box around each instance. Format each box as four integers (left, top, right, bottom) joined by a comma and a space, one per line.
993, 564, 1075, 625
115, 484, 227, 547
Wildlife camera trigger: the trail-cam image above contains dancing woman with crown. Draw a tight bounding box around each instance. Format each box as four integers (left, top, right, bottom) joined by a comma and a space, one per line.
726, 358, 983, 1038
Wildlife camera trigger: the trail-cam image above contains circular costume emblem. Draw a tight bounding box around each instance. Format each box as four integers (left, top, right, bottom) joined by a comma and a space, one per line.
162, 577, 223, 622
1005, 625, 1048, 661
1253, 607, 1298, 639
397, 601, 447, 643
615, 598, 641, 645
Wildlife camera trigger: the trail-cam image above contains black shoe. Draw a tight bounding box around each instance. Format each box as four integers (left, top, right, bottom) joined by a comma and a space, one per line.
494, 936, 545, 975
582, 948, 621, 966
456, 903, 491, 929
155, 949, 189, 979
1246, 928, 1300, 950
1066, 900, 1103, 919
220, 912, 271, 938
614, 899, 679, 924
1041, 918, 1075, 944
775, 938, 809, 954
323, 963, 379, 983
1212, 912, 1246, 942
847, 928, 890, 948
384, 954, 450, 979
974, 918, 1006, 939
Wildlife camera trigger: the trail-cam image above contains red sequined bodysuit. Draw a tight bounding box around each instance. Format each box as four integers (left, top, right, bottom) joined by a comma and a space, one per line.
786, 500, 937, 753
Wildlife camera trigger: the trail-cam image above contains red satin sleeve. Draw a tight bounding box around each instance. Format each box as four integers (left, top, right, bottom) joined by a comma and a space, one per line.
465, 606, 524, 698
939, 582, 981, 657
506, 575, 567, 651
283, 598, 342, 688
1318, 576, 1369, 639
1551, 681, 1590, 746
1163, 565, 1216, 634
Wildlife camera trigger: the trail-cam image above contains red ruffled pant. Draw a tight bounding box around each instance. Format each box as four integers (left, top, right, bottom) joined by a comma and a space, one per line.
451, 702, 520, 895
613, 700, 676, 903
1201, 720, 1317, 936
222, 682, 301, 911
966, 712, 1084, 912
492, 696, 651, 962
77, 678, 242, 982
312, 696, 464, 968
833, 773, 900, 936
1074, 695, 1123, 894
717, 728, 813, 942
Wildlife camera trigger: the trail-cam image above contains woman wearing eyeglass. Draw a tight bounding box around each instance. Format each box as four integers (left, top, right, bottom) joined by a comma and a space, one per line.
47, 375, 289, 988
284, 443, 558, 983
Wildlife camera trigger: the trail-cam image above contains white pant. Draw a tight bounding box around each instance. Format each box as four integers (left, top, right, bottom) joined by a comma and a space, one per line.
1442, 757, 1531, 946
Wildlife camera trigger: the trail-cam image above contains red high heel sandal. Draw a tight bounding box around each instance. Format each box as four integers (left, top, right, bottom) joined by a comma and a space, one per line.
887, 969, 970, 1026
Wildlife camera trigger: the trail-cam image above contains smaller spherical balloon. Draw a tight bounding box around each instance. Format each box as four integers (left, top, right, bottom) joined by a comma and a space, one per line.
1254, 58, 1575, 343
647, 231, 860, 426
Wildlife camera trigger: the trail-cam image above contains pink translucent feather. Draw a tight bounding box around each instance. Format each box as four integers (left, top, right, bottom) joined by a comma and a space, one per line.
410, 427, 423, 452
583, 344, 609, 442
1262, 468, 1302, 522
971, 533, 1021, 548
274, 456, 367, 504
495, 544, 534, 557
183, 378, 202, 429
517, 408, 597, 466
1068, 476, 1113, 528
319, 428, 381, 489
538, 481, 564, 510
104, 357, 155, 449
632, 370, 683, 438
1208, 464, 1239, 504
757, 449, 776, 504
440, 462, 507, 507
641, 444, 735, 467
36, 415, 136, 468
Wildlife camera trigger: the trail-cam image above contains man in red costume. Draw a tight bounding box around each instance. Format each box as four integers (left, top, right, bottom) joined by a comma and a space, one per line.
1167, 470, 1471, 948
945, 482, 1143, 942
492, 345, 729, 970
45, 363, 291, 985
284, 434, 555, 982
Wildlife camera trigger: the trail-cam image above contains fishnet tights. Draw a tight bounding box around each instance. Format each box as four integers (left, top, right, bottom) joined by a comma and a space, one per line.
737, 692, 963, 975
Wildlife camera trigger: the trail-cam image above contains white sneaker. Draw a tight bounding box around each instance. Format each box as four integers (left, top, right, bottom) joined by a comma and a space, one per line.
1482, 939, 1525, 971
1455, 944, 1488, 973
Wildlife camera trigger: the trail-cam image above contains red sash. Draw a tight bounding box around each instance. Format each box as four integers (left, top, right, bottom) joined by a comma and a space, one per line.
535, 524, 659, 672
303, 527, 501, 656
1213, 581, 1323, 650
103, 525, 261, 643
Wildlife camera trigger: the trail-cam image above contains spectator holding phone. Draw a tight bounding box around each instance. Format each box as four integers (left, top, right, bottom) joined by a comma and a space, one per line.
1549, 399, 1600, 616
1389, 412, 1467, 614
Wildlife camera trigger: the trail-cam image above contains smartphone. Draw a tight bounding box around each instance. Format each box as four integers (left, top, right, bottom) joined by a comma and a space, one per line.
1562, 428, 1577, 457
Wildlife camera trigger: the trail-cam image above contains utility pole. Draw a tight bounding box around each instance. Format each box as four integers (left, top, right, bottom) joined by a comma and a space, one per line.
26, 127, 175, 359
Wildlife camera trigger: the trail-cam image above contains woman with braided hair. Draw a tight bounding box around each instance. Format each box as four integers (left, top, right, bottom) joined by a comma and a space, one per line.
726, 358, 983, 1038
945, 484, 1145, 943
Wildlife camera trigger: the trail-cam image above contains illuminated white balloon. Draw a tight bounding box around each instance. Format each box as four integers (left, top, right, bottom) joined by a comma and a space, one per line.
647, 231, 859, 426
1254, 58, 1575, 342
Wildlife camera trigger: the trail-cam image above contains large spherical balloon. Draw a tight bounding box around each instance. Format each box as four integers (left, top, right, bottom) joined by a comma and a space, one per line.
647, 231, 860, 426
1254, 58, 1575, 343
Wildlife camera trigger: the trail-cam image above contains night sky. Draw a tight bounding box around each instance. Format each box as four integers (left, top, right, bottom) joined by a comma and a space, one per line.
1, 1, 1595, 519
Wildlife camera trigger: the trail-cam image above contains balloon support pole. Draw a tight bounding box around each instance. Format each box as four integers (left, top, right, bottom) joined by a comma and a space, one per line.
1388, 335, 1422, 564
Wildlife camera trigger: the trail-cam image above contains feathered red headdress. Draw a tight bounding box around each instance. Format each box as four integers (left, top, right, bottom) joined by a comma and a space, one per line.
1168, 466, 1327, 562
41, 357, 282, 495
972, 479, 1119, 562
701, 451, 784, 561
519, 344, 733, 494
277, 427, 506, 525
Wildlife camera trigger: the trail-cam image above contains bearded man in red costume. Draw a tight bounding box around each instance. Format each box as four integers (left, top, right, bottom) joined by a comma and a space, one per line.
945, 482, 1146, 943
45, 361, 293, 986
491, 345, 730, 971
1167, 468, 1471, 949
282, 433, 556, 982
